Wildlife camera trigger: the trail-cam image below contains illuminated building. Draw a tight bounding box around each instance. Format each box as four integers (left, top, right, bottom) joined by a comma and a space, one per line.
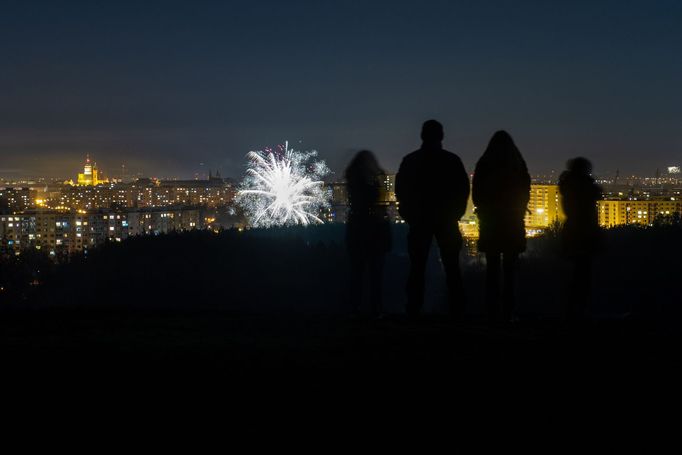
76, 155, 108, 186
0, 212, 71, 254
379, 174, 397, 203
458, 184, 566, 238
598, 198, 682, 227
32, 176, 235, 212
126, 208, 202, 236
325, 182, 349, 223
0, 206, 205, 255
0, 187, 34, 213
459, 193, 479, 238
525, 184, 565, 231
378, 174, 402, 222
158, 176, 235, 208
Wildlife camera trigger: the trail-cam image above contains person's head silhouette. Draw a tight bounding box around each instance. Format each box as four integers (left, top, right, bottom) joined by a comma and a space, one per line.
421, 120, 444, 146
567, 157, 592, 176
481, 130, 526, 172
345, 150, 383, 183
487, 130, 515, 150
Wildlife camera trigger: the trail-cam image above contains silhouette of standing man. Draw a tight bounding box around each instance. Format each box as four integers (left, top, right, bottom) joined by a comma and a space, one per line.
396, 120, 470, 319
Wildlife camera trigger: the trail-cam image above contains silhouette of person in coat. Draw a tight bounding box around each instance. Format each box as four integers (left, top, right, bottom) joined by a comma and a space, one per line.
472, 131, 530, 324
345, 150, 392, 318
559, 157, 602, 322
395, 120, 470, 319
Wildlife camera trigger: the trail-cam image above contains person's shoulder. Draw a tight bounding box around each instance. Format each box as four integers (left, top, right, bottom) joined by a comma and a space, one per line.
558, 171, 572, 187
398, 149, 423, 167
440, 149, 465, 167
440, 148, 461, 159
402, 149, 422, 160
473, 155, 489, 173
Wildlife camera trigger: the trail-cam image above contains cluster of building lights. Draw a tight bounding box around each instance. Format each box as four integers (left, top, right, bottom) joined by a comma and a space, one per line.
2, 156, 682, 259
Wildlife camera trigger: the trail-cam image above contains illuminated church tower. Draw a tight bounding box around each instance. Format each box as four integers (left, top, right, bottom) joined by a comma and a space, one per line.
77, 155, 106, 186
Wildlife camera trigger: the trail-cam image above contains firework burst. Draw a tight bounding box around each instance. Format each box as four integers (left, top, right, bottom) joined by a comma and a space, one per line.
236, 141, 331, 228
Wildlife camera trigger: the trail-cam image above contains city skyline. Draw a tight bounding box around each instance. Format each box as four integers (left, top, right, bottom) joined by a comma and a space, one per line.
2, 1, 682, 179
1, 150, 682, 183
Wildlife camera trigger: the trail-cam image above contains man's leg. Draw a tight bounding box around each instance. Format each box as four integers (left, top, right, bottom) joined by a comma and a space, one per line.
406, 226, 432, 318
435, 225, 465, 318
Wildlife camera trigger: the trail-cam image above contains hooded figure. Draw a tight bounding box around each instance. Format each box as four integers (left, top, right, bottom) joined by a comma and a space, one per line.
472, 131, 530, 323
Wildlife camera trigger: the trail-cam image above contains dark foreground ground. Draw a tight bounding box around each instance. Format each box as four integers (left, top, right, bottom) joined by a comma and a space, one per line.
4, 310, 679, 438
3, 307, 680, 396
2, 226, 681, 404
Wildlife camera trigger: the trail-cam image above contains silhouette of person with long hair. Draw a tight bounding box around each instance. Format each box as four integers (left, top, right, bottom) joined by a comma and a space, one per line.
345, 150, 391, 318
472, 131, 530, 324
395, 120, 470, 320
559, 157, 602, 322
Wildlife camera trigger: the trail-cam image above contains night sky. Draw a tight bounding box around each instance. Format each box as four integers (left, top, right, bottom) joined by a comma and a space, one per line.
1, 0, 681, 180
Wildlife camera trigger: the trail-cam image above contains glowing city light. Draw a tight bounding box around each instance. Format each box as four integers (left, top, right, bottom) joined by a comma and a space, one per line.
236, 141, 331, 228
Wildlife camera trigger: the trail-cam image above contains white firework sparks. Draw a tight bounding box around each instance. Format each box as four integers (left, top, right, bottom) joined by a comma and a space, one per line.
236, 141, 331, 228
